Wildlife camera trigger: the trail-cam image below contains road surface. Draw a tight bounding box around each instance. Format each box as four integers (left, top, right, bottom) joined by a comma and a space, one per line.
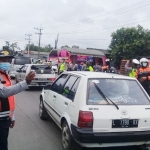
8, 87, 149, 150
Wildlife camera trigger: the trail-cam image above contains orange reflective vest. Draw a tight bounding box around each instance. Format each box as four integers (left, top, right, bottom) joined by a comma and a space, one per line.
0, 71, 15, 118
135, 67, 150, 80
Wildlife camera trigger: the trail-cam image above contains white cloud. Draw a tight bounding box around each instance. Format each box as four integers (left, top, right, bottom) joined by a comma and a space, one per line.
0, 0, 149, 50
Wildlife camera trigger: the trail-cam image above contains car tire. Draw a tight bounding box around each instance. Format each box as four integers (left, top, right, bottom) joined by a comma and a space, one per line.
62, 121, 82, 150
39, 99, 48, 120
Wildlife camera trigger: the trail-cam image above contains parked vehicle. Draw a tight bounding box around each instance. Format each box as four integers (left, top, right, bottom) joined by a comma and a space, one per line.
15, 64, 56, 87
39, 71, 150, 150
9, 56, 32, 78
52, 64, 58, 74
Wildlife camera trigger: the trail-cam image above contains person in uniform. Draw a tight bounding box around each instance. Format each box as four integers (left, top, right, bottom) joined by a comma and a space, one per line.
125, 59, 140, 78
0, 51, 35, 150
85, 62, 93, 71
135, 58, 150, 96
58, 59, 67, 75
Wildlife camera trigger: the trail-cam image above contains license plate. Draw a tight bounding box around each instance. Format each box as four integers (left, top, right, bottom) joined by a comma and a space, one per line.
38, 78, 46, 80
112, 119, 138, 128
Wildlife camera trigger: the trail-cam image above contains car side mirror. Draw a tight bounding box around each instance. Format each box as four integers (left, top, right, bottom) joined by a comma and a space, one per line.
44, 84, 51, 90
23, 70, 26, 73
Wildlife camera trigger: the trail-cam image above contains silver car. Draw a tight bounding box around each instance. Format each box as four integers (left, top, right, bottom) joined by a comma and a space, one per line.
9, 57, 32, 78
15, 64, 56, 87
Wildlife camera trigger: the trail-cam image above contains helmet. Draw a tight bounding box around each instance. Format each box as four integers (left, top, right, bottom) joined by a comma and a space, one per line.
140, 58, 149, 67
140, 58, 148, 65
132, 59, 139, 65
0, 51, 14, 59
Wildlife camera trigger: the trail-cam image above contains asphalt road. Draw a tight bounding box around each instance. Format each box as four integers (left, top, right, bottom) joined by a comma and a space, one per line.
8, 86, 150, 150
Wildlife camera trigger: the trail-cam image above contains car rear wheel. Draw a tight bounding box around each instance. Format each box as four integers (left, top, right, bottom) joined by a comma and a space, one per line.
62, 121, 82, 150
39, 99, 48, 120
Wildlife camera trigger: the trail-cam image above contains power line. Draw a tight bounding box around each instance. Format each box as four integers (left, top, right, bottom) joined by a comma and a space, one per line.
34, 27, 43, 59
43, 16, 150, 35
25, 34, 32, 56
43, 0, 148, 29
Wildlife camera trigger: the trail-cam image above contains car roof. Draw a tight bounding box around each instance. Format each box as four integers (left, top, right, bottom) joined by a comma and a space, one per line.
25, 64, 48, 66
65, 71, 135, 80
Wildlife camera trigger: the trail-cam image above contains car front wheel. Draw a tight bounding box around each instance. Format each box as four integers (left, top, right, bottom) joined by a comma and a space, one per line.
62, 121, 82, 150
39, 99, 48, 120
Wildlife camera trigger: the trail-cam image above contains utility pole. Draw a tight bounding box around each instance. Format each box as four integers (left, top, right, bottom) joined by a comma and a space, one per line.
25, 34, 32, 56
55, 34, 59, 49
34, 27, 43, 59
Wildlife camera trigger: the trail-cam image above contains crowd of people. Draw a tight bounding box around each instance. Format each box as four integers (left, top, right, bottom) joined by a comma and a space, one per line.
125, 57, 150, 96
57, 58, 119, 75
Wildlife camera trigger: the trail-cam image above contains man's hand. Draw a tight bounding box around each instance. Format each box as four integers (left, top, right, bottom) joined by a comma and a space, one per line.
140, 77, 147, 82
26, 71, 35, 84
10, 120, 15, 128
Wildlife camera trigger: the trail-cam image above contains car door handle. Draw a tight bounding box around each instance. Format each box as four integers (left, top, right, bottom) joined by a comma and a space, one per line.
64, 102, 68, 105
53, 95, 56, 98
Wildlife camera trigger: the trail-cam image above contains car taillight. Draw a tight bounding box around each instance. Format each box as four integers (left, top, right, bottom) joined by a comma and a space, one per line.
50, 78, 55, 81
78, 111, 93, 128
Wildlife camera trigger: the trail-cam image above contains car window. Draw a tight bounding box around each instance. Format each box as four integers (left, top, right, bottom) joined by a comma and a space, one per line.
51, 74, 68, 93
61, 76, 78, 99
87, 79, 150, 105
68, 78, 80, 101
14, 58, 31, 65
31, 65, 52, 74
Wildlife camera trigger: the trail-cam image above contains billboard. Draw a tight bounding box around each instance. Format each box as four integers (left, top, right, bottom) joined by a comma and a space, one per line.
87, 56, 93, 62
76, 55, 87, 61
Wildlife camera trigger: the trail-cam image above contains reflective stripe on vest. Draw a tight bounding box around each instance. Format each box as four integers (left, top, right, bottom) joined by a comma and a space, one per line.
60, 63, 66, 71
0, 72, 15, 118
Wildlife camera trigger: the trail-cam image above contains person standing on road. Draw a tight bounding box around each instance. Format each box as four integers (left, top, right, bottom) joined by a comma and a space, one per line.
125, 59, 140, 78
93, 63, 102, 72
0, 51, 35, 150
58, 59, 67, 75
135, 58, 150, 96
85, 62, 93, 71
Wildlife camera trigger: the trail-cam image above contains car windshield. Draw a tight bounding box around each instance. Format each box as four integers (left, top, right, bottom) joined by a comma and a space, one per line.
31, 65, 52, 74
14, 58, 31, 65
87, 79, 150, 105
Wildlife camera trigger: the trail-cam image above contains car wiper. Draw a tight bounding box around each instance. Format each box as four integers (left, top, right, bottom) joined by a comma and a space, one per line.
94, 83, 119, 110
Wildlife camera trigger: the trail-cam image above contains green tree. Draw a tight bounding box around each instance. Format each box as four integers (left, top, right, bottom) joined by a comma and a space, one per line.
109, 25, 150, 60
43, 44, 53, 52
25, 43, 53, 52
72, 45, 79, 48
4, 41, 20, 55
61, 45, 70, 49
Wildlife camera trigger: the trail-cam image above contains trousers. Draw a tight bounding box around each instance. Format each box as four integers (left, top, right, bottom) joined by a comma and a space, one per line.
0, 119, 10, 150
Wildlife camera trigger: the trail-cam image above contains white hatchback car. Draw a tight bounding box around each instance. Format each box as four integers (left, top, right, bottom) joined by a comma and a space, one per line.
15, 64, 56, 87
39, 71, 150, 150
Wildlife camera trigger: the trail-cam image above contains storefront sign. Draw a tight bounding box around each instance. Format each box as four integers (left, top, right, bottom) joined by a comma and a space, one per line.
59, 57, 69, 60
87, 56, 93, 62
77, 55, 87, 61
49, 57, 58, 61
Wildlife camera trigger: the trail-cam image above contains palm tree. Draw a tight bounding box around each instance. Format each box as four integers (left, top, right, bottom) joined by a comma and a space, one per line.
5, 41, 20, 55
